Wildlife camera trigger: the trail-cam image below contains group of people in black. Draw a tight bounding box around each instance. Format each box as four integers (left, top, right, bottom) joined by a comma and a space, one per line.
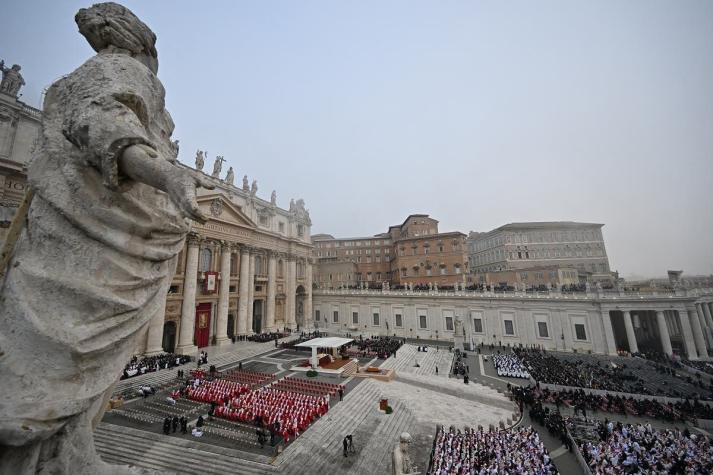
162, 415, 189, 435
452, 350, 470, 383
121, 353, 191, 380
248, 331, 288, 343
348, 335, 403, 359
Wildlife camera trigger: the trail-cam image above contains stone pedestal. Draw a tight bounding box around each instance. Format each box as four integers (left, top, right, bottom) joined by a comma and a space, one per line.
454, 335, 464, 351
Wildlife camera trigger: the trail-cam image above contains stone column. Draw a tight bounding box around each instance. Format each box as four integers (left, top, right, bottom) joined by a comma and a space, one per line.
600, 310, 618, 355
176, 235, 200, 354
703, 303, 713, 330
237, 246, 251, 336
678, 308, 699, 360
656, 310, 673, 357
697, 303, 713, 348
144, 296, 168, 355
286, 256, 297, 329
266, 252, 277, 331
622, 310, 638, 354
304, 259, 313, 329
215, 242, 232, 345
246, 252, 256, 334
687, 306, 708, 359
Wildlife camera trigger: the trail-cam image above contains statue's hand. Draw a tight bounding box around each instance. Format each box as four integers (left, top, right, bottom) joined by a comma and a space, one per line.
120, 144, 215, 224
166, 167, 215, 224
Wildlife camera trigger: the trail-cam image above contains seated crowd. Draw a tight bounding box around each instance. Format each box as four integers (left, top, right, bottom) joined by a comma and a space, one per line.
577, 421, 713, 474
429, 425, 556, 475
346, 335, 403, 359
186, 379, 250, 404
514, 385, 713, 423
214, 386, 329, 443
121, 353, 191, 380
514, 348, 713, 399
492, 353, 531, 379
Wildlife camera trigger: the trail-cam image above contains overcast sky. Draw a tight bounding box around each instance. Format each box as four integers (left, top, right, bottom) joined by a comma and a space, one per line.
5, 1, 713, 278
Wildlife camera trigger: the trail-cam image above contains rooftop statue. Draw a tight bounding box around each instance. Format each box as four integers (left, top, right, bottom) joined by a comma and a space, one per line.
0, 3, 213, 473
195, 149, 205, 171
225, 166, 234, 185
0, 60, 26, 97
212, 155, 225, 178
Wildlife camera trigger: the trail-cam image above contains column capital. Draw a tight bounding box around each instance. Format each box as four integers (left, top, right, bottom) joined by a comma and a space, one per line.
219, 240, 232, 251
186, 232, 202, 247
268, 250, 280, 259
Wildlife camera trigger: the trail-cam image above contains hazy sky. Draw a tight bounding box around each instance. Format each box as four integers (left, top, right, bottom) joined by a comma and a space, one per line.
5, 1, 713, 278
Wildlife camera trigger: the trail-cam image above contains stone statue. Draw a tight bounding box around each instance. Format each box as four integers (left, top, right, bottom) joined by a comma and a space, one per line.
251, 179, 258, 196
289, 198, 295, 212
0, 60, 26, 97
454, 316, 464, 337
434, 283, 439, 292
271, 190, 276, 205
195, 149, 205, 171
243, 174, 249, 192
0, 4, 214, 473
392, 432, 418, 475
428, 282, 433, 291
596, 281, 603, 292
225, 166, 234, 185
212, 155, 225, 178
585, 281, 591, 292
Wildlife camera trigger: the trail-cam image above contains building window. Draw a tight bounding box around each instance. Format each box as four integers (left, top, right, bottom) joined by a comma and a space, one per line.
395, 314, 403, 327
352, 312, 359, 324
279, 222, 285, 233
199, 248, 212, 272
333, 311, 339, 323
440, 266, 447, 275
574, 323, 587, 340
230, 253, 238, 276
259, 215, 268, 226
297, 224, 304, 237
537, 322, 549, 338
445, 317, 454, 331
373, 313, 379, 326
419, 314, 427, 329
315, 310, 320, 321
472, 318, 483, 333
504, 319, 515, 336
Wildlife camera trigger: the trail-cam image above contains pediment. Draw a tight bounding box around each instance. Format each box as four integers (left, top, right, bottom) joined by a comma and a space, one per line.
197, 193, 257, 229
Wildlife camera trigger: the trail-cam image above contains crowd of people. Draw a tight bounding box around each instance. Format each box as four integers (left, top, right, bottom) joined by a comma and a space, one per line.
513, 385, 713, 423
492, 353, 531, 379
186, 379, 250, 404
214, 386, 329, 443
346, 335, 403, 359
248, 331, 288, 343
577, 421, 713, 474
120, 353, 191, 380
429, 426, 556, 474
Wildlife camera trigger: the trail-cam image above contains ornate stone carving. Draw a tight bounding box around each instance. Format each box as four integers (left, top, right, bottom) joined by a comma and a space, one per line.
0, 60, 25, 97
290, 198, 311, 226
0, 3, 215, 473
242, 175, 249, 192
210, 198, 223, 217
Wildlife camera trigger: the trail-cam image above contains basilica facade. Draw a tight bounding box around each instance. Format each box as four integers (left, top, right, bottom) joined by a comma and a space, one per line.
140, 156, 314, 356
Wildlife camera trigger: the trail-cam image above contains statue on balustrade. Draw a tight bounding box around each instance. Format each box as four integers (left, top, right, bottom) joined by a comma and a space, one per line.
195, 149, 205, 171
271, 190, 276, 205
0, 60, 25, 97
225, 166, 234, 185
212, 155, 225, 178
243, 174, 249, 191
0, 3, 213, 473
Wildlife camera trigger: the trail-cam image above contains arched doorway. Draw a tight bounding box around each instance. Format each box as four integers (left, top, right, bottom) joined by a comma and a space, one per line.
162, 321, 176, 353
296, 285, 306, 328
253, 300, 263, 334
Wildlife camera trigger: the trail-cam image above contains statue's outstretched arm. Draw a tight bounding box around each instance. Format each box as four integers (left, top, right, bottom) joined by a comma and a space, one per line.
119, 144, 214, 223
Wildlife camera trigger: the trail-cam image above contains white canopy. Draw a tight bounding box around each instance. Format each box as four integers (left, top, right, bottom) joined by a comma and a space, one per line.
295, 337, 353, 349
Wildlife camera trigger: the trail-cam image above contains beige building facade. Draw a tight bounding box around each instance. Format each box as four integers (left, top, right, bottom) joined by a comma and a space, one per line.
140, 159, 314, 356
0, 61, 41, 240
468, 222, 612, 282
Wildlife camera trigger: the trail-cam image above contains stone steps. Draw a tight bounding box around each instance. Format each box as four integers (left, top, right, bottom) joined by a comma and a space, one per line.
94, 422, 273, 475
277, 380, 384, 475
381, 344, 454, 377
350, 399, 417, 475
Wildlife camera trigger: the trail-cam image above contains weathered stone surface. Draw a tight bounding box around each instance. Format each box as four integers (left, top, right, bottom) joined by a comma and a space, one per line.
0, 3, 211, 473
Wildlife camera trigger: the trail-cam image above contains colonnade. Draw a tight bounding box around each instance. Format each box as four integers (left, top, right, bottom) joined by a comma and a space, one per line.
143, 234, 313, 355
612, 302, 713, 360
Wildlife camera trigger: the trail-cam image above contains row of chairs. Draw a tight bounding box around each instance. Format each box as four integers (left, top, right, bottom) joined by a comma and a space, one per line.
202, 422, 262, 448
279, 376, 343, 396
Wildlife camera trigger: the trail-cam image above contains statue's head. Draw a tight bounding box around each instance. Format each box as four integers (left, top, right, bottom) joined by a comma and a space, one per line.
75, 2, 158, 74
11, 64, 21, 71
399, 432, 412, 451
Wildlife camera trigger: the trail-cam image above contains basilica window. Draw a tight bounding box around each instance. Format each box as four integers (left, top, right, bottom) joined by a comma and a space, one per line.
279, 222, 285, 233
297, 224, 304, 237
230, 253, 238, 276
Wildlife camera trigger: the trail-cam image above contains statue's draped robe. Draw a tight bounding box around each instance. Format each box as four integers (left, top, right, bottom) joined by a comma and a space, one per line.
0, 53, 189, 446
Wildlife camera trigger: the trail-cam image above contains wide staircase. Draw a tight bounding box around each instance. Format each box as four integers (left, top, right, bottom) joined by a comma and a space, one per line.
380, 344, 454, 377
95, 422, 275, 475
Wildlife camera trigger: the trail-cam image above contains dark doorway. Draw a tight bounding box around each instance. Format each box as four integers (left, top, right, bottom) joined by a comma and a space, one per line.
296, 285, 306, 327
227, 313, 235, 340
194, 303, 211, 348
253, 300, 263, 334
162, 321, 176, 353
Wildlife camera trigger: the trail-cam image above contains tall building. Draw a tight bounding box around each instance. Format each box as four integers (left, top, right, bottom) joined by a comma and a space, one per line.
313, 214, 468, 288
468, 222, 612, 281
0, 60, 41, 240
